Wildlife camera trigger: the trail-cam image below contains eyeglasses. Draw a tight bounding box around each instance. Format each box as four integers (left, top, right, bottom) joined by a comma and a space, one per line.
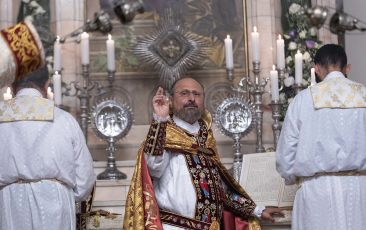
175, 90, 203, 98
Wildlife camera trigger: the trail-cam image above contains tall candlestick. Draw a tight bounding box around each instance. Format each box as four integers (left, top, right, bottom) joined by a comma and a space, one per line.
251, 26, 260, 62
276, 34, 285, 69
106, 34, 116, 71
295, 50, 303, 84
47, 87, 54, 100
53, 36, 62, 71
80, 32, 90, 65
3, 87, 12, 100
311, 67, 316, 85
224, 35, 234, 69
270, 65, 279, 101
53, 71, 62, 105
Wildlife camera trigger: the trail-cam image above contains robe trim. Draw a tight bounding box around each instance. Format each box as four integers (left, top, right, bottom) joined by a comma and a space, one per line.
181, 120, 223, 222
0, 96, 54, 122
160, 209, 212, 230
144, 120, 166, 156
310, 76, 366, 109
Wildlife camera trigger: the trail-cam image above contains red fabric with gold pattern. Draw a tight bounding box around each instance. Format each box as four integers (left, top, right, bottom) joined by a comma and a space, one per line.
1, 21, 43, 83
123, 147, 163, 230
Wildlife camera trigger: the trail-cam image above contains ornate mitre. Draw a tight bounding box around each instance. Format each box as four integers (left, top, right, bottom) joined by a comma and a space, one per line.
0, 19, 45, 89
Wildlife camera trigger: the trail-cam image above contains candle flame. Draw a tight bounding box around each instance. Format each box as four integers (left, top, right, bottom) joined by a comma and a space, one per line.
47, 87, 52, 93
297, 50, 301, 54
226, 34, 230, 39
108, 34, 112, 40
6, 87, 11, 94
253, 26, 257, 32
81, 32, 89, 38
273, 65, 276, 70
278, 34, 282, 40
55, 71, 59, 75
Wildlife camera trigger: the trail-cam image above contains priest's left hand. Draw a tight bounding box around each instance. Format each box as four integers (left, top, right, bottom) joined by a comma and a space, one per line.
261, 207, 285, 222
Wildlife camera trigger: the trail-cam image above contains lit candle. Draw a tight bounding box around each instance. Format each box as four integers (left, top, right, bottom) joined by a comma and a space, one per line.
276, 34, 285, 69
224, 35, 234, 69
106, 34, 115, 71
47, 87, 54, 100
53, 71, 62, 105
80, 32, 90, 65
53, 36, 62, 71
3, 87, 12, 100
310, 68, 316, 86
270, 65, 279, 101
295, 50, 303, 84
251, 26, 260, 62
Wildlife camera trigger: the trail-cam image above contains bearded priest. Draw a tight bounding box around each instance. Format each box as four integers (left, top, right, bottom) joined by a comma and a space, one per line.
123, 77, 283, 230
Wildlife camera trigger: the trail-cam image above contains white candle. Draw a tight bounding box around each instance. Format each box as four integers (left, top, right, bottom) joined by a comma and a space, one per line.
270, 65, 279, 101
276, 34, 285, 69
3, 87, 12, 100
251, 26, 260, 62
80, 32, 90, 65
224, 35, 234, 69
311, 67, 316, 85
53, 36, 62, 71
53, 71, 62, 105
295, 50, 303, 84
47, 87, 54, 100
106, 34, 116, 71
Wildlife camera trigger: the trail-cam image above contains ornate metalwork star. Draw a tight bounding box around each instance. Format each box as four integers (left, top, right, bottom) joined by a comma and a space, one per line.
134, 9, 210, 90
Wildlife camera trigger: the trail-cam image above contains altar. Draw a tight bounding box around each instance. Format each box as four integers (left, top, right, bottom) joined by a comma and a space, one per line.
89, 159, 291, 230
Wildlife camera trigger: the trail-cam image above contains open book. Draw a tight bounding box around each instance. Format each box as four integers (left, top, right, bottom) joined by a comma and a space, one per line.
239, 151, 298, 208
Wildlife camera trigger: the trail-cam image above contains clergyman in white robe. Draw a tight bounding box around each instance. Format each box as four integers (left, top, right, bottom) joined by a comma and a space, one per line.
0, 88, 96, 230
276, 71, 366, 230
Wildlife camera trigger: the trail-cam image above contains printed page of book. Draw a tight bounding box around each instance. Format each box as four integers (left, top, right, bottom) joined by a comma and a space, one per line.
239, 152, 296, 208
279, 182, 297, 207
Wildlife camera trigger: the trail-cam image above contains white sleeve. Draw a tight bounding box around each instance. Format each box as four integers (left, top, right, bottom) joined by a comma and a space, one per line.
145, 150, 171, 179
253, 205, 266, 218
71, 118, 96, 201
276, 95, 301, 185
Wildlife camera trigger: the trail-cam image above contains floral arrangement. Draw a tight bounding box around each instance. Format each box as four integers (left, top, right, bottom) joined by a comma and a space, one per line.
280, 1, 322, 117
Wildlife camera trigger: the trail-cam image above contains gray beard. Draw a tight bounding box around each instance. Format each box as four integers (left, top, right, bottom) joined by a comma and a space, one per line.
174, 107, 203, 124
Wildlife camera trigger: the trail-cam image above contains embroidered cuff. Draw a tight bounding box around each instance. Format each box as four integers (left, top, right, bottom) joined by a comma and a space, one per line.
252, 205, 265, 219
224, 189, 256, 217
143, 118, 167, 156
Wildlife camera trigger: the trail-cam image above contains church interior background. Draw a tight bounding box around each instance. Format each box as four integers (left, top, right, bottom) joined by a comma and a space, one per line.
1, 0, 365, 229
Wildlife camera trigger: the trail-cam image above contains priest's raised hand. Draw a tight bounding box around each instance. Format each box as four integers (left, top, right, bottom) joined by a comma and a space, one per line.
152, 86, 170, 118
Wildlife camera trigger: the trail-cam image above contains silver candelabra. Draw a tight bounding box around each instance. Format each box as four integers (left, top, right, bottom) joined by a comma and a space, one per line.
63, 64, 104, 142
247, 61, 268, 153
270, 100, 283, 149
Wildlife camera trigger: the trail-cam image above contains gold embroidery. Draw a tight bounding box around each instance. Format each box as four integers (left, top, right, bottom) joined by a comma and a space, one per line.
337, 87, 345, 96
1, 21, 42, 81
0, 96, 54, 122
209, 220, 220, 230
311, 77, 366, 109
248, 218, 261, 230
123, 148, 162, 230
